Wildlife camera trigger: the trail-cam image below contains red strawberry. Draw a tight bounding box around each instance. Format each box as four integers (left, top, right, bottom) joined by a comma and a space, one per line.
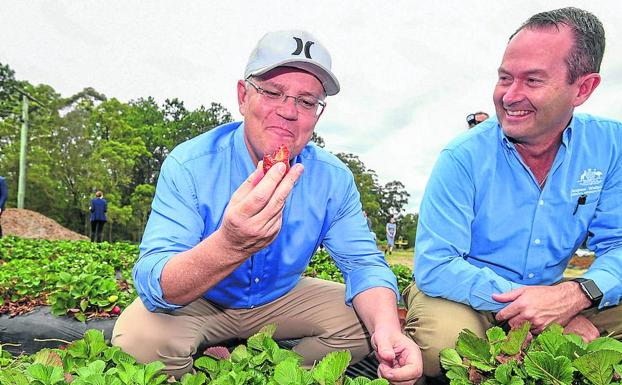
111, 305, 122, 315
263, 144, 290, 174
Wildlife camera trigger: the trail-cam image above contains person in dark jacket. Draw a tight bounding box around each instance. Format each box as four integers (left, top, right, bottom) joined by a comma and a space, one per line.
0, 176, 8, 238
89, 190, 107, 242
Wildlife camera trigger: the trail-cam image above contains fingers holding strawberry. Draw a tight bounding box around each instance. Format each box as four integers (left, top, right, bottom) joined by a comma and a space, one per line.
218, 145, 302, 256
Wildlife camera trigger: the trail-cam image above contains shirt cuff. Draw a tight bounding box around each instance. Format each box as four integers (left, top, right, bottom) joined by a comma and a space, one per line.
344, 266, 399, 306
133, 253, 184, 312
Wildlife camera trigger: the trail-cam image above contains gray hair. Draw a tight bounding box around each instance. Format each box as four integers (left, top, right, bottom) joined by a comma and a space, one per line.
509, 7, 605, 84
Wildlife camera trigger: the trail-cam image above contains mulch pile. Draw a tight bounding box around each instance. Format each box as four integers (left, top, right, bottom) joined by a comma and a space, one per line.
1, 208, 87, 241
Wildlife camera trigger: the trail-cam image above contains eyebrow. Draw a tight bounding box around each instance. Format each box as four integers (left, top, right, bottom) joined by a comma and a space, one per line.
498, 67, 548, 77
259, 80, 322, 98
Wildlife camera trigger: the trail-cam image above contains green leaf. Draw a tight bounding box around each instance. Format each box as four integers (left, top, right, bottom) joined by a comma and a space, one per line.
614, 364, 622, 376
495, 363, 524, 385
273, 359, 303, 385
524, 351, 574, 385
26, 363, 66, 385
501, 322, 529, 356
230, 345, 250, 363
180, 371, 208, 385
456, 329, 492, 363
487, 327, 507, 343
0, 369, 31, 385
195, 356, 220, 378
312, 350, 351, 385
440, 348, 466, 371
573, 350, 622, 385
535, 326, 567, 357
587, 338, 622, 354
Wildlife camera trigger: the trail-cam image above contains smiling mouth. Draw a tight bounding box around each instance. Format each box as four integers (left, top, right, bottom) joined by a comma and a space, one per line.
506, 110, 532, 117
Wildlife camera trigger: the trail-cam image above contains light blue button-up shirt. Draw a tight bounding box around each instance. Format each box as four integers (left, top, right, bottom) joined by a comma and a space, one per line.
414, 113, 622, 311
134, 121, 397, 311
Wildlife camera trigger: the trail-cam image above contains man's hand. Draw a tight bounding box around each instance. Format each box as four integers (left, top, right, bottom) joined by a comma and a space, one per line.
564, 314, 600, 342
219, 161, 303, 256
372, 328, 423, 385
493, 283, 591, 333
160, 161, 303, 305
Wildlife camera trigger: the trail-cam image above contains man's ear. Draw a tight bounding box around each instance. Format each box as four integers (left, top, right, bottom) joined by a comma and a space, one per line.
237, 80, 248, 116
573, 73, 601, 107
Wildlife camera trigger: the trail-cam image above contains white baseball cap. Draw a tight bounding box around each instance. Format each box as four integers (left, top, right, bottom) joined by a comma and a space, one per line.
244, 30, 340, 96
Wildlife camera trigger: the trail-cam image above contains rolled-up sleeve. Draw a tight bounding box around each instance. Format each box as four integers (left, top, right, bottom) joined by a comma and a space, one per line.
414, 151, 523, 311
133, 155, 206, 311
584, 149, 622, 309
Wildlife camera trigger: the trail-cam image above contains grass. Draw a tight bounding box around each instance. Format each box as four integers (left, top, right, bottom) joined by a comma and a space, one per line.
380, 247, 590, 277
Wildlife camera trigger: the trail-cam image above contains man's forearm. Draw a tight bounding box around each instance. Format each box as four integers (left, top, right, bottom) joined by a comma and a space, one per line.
160, 229, 250, 305
352, 287, 401, 335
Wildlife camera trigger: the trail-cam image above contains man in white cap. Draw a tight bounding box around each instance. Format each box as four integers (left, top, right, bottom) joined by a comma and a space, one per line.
113, 30, 422, 383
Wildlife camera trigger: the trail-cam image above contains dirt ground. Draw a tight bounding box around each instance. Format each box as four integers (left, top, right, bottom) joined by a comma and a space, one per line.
1, 208, 87, 241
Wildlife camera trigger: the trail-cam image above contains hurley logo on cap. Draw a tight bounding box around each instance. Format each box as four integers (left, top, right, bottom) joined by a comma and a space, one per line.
292, 37, 314, 59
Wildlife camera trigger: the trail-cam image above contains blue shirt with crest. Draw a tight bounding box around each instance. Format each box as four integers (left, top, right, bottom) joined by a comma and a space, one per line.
414, 113, 622, 311
134, 121, 397, 311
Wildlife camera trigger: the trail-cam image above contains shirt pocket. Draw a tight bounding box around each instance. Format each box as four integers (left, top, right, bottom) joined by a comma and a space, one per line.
560, 195, 598, 252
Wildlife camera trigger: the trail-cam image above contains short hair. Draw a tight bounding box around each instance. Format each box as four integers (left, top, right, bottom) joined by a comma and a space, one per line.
509, 7, 605, 84
95, 191, 103, 198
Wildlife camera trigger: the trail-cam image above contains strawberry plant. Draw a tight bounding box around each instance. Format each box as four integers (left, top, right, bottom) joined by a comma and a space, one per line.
0, 327, 390, 384
441, 322, 622, 385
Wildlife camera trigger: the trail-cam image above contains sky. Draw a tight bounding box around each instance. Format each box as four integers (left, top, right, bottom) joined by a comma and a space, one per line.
2, 1, 621, 213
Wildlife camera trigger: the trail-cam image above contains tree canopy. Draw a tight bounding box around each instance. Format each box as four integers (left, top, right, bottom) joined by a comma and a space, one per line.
0, 62, 414, 244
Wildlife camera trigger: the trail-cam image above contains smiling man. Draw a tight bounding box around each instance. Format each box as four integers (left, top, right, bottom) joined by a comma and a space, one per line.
113, 30, 422, 384
404, 7, 622, 380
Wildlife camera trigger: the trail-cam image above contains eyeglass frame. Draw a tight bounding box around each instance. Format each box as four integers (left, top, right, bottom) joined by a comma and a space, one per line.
245, 78, 326, 117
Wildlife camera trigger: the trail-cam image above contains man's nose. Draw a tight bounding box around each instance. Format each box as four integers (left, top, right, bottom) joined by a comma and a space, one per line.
502, 81, 524, 106
276, 96, 299, 119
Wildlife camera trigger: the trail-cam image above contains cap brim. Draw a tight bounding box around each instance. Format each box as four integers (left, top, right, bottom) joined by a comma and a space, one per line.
246, 59, 340, 96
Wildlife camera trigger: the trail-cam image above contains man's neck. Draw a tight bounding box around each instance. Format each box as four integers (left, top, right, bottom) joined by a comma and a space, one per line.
513, 135, 562, 187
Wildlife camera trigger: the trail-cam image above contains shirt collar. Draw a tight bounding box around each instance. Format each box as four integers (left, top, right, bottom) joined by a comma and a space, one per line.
498, 116, 574, 149
233, 122, 257, 176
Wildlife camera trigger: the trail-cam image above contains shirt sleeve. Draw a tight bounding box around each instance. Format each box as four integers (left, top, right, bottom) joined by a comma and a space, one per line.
133, 155, 206, 311
414, 150, 523, 311
583, 151, 622, 309
323, 172, 398, 305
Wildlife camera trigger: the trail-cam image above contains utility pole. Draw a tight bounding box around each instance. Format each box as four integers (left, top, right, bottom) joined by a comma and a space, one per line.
17, 94, 28, 208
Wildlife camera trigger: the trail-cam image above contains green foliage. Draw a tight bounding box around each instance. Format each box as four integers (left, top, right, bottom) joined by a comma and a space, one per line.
0, 237, 136, 320
305, 249, 414, 295
441, 322, 622, 385
0, 328, 392, 384
335, 152, 411, 240
0, 62, 233, 242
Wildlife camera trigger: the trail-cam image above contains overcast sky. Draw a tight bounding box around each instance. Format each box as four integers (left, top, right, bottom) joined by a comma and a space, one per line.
2, 1, 621, 212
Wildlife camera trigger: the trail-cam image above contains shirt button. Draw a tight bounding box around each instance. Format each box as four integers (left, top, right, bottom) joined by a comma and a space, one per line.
254, 278, 260, 283
528, 273, 534, 278
250, 305, 255, 309
534, 239, 541, 244
539, 200, 544, 205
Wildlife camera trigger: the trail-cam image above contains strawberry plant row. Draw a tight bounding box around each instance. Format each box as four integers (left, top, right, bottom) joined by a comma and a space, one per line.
0, 325, 390, 385
0, 237, 137, 321
441, 322, 622, 385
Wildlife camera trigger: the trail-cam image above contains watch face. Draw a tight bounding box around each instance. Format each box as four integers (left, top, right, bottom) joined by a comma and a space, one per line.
581, 279, 603, 301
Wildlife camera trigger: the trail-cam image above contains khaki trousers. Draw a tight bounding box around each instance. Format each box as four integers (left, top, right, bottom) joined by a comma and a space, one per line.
402, 282, 622, 378
112, 277, 371, 378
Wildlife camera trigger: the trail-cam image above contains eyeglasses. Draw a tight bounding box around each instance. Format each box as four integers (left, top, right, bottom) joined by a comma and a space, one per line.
246, 79, 326, 117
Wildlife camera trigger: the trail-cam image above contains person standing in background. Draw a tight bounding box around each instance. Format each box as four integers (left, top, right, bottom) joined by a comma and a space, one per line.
0, 176, 8, 238
385, 217, 397, 255
89, 190, 107, 243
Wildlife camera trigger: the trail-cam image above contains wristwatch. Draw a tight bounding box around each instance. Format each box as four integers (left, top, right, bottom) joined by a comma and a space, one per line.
572, 278, 603, 308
